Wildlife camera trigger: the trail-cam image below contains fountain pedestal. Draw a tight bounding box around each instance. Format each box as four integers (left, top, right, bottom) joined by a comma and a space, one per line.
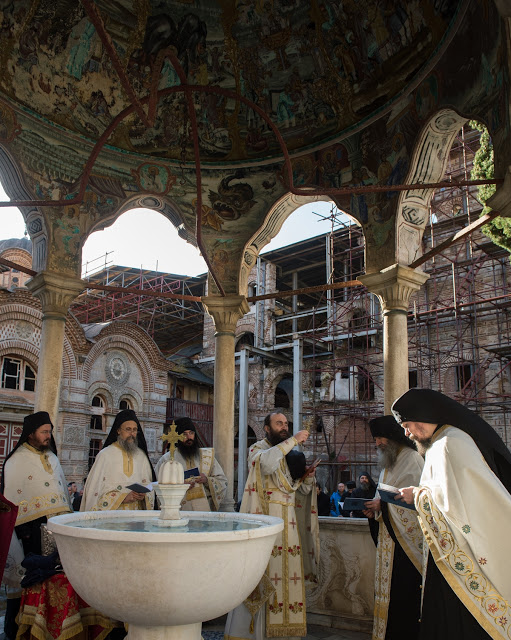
128, 622, 201, 640
154, 483, 188, 527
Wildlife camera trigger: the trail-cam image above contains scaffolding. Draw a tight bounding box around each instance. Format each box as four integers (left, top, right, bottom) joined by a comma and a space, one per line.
238, 124, 511, 489
65, 125, 511, 489
72, 263, 206, 354
242, 209, 384, 486
409, 125, 511, 448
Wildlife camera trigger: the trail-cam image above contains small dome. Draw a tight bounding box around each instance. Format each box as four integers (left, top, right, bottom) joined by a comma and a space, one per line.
0, 237, 32, 254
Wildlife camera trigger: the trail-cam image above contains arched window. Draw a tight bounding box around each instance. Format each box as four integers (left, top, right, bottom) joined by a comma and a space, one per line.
1, 356, 36, 392
236, 332, 254, 350
90, 395, 105, 430
119, 399, 131, 410
274, 375, 293, 409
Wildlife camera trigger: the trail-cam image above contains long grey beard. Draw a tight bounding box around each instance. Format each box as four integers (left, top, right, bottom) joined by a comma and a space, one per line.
117, 436, 139, 454
376, 440, 400, 469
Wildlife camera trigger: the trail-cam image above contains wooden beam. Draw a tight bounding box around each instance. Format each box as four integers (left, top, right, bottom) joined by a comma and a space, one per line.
408, 211, 501, 269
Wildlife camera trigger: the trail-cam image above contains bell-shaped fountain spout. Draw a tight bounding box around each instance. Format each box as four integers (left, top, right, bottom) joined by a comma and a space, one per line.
154, 458, 189, 526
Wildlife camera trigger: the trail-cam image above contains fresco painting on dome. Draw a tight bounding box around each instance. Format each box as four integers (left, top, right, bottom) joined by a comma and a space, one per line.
0, 103, 20, 144
431, 0, 505, 133
132, 163, 177, 195
188, 172, 258, 232
209, 238, 238, 285
318, 145, 350, 189
0, 0, 463, 163
49, 216, 81, 274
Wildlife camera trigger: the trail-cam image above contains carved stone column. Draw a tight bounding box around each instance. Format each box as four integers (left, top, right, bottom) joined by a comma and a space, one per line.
360, 265, 429, 412
202, 294, 250, 511
26, 271, 84, 425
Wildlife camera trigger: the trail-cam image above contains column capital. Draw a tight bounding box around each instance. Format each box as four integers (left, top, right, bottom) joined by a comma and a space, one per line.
26, 271, 85, 319
360, 264, 429, 312
202, 295, 250, 334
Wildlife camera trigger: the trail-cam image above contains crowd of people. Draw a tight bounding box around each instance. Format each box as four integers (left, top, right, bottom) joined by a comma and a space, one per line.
1, 389, 511, 640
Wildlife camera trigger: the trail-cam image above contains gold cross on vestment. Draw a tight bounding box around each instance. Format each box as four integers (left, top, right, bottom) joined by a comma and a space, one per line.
160, 421, 186, 461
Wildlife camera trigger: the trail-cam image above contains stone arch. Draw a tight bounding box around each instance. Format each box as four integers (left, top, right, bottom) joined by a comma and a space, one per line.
83, 192, 196, 250
0, 294, 77, 379
396, 109, 468, 266
274, 373, 293, 410
87, 385, 114, 411
0, 341, 39, 374
117, 393, 139, 412
61, 336, 78, 380
0, 145, 49, 271
235, 331, 254, 349
81, 322, 164, 395
239, 193, 360, 295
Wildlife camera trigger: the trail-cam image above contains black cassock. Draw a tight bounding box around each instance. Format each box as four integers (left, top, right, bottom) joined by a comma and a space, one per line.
381, 502, 421, 640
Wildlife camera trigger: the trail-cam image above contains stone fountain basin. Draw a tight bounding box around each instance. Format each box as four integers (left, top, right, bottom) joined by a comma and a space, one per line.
48, 510, 283, 628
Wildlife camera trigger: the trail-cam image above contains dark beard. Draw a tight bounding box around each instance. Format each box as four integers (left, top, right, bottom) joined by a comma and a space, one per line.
360, 481, 370, 490
376, 440, 400, 469
117, 435, 138, 454
415, 438, 433, 457
176, 437, 200, 459
268, 431, 288, 446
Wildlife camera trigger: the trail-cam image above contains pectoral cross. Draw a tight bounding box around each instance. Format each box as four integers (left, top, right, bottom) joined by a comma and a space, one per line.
160, 421, 185, 461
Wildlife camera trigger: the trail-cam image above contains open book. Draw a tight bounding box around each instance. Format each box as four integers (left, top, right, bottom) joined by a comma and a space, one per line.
378, 483, 416, 510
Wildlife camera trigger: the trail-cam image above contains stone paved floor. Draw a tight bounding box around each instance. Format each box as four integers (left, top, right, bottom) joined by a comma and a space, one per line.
202, 623, 371, 640
0, 618, 370, 640
1, 598, 371, 640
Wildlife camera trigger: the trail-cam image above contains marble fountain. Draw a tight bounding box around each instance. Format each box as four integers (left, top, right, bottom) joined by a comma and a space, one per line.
48, 427, 283, 640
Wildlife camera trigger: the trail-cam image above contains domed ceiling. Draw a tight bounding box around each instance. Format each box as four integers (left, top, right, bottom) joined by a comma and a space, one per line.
0, 0, 464, 167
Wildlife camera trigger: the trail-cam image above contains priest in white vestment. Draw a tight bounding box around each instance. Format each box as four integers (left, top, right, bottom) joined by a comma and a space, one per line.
393, 388, 511, 640
1, 411, 72, 640
155, 417, 227, 511
363, 415, 424, 640
81, 409, 155, 511
224, 412, 320, 640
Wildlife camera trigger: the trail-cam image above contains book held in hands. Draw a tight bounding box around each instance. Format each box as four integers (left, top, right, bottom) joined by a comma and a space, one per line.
378, 482, 416, 510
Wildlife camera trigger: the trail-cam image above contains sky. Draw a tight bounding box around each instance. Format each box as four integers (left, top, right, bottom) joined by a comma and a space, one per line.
0, 182, 345, 277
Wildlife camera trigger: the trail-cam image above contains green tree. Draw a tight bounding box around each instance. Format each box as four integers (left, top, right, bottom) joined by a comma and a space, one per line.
470, 121, 511, 253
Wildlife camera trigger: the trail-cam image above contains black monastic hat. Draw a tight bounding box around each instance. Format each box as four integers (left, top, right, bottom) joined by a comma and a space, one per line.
369, 415, 416, 449
174, 417, 196, 434
392, 388, 511, 492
